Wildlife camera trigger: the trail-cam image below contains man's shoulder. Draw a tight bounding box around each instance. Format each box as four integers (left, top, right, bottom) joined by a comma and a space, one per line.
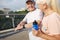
36, 8, 42, 12
25, 12, 30, 16
35, 9, 43, 14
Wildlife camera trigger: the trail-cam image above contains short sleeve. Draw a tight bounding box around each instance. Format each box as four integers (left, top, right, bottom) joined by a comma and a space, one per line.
35, 9, 43, 21
22, 14, 28, 22
42, 17, 49, 34
49, 13, 60, 35
39, 11, 44, 20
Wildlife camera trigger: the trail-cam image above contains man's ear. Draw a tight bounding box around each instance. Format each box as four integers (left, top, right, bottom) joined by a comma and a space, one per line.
33, 2, 35, 5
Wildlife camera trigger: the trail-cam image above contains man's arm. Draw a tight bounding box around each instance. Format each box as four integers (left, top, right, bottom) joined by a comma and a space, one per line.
25, 20, 41, 28
32, 29, 60, 40
15, 20, 41, 30
15, 21, 26, 31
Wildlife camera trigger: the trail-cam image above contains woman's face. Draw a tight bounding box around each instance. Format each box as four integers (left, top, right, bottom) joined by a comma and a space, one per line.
37, 3, 47, 11
38, 3, 43, 11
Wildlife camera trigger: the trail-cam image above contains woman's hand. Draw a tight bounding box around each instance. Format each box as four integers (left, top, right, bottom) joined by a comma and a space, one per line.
32, 28, 43, 37
32, 28, 60, 40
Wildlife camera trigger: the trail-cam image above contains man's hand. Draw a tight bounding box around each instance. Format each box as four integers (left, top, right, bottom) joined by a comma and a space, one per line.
15, 21, 26, 31
15, 24, 23, 31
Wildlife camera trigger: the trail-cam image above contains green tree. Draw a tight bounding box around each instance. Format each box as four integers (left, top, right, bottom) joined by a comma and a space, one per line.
14, 9, 29, 14
0, 10, 4, 14
8, 11, 15, 14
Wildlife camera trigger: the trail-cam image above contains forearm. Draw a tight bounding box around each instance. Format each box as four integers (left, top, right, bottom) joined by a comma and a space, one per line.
15, 21, 26, 30
19, 21, 26, 26
39, 33, 58, 40
25, 23, 33, 28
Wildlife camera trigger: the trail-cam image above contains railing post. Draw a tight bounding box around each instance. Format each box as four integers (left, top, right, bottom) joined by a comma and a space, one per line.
12, 15, 15, 28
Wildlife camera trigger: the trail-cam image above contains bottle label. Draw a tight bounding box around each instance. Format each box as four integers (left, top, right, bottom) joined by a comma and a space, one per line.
33, 25, 39, 30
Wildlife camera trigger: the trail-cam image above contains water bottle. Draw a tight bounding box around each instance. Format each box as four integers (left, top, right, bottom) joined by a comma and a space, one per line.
33, 20, 39, 30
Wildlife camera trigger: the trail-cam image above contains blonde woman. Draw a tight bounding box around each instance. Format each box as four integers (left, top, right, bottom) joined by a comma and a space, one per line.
32, 0, 60, 40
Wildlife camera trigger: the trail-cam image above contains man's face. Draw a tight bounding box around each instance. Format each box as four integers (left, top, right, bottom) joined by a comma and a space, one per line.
26, 2, 35, 11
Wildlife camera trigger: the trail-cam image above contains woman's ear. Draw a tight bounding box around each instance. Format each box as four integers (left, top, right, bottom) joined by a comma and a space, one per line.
43, 3, 48, 10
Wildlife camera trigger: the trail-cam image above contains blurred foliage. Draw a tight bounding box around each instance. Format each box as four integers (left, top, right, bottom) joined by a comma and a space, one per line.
0, 10, 4, 14
0, 15, 25, 30
0, 18, 12, 30
14, 10, 29, 14
0, 9, 28, 30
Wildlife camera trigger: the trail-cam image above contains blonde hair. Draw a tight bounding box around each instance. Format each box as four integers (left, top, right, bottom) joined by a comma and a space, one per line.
50, 0, 60, 14
36, 0, 51, 6
36, 0, 60, 14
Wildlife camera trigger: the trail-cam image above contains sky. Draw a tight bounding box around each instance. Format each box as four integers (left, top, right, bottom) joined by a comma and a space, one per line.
0, 0, 60, 11
0, 0, 27, 11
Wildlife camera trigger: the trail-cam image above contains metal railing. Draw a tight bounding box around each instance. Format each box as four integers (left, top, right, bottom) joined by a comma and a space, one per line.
0, 14, 25, 30
0, 14, 27, 39
0, 28, 26, 39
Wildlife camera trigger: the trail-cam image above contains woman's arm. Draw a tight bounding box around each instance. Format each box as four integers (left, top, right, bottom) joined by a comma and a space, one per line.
38, 32, 59, 40
32, 29, 60, 40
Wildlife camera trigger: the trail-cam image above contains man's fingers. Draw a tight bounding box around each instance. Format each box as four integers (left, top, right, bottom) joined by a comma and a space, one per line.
15, 27, 18, 31
15, 26, 23, 31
